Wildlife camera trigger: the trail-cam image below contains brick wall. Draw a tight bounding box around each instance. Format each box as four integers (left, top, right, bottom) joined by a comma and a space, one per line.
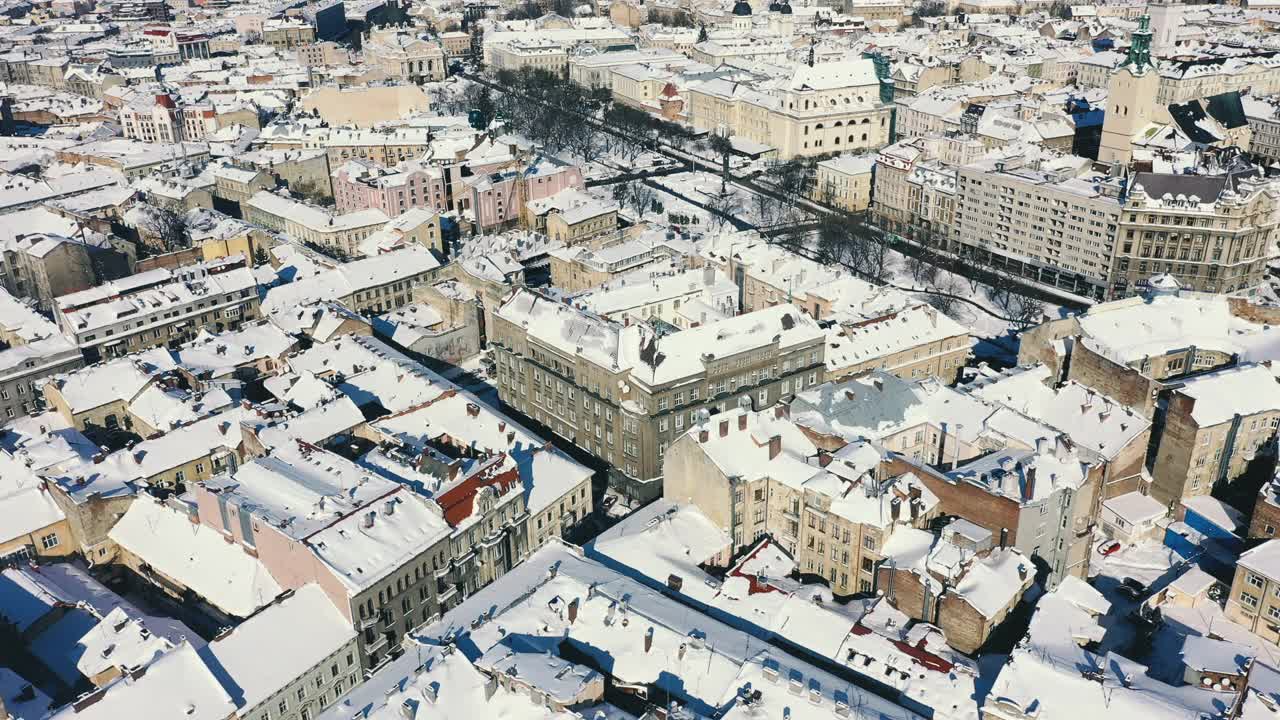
1250, 494, 1280, 539
884, 457, 1022, 545
1068, 342, 1156, 418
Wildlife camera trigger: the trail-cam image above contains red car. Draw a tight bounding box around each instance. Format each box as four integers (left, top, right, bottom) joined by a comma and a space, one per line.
1098, 540, 1121, 557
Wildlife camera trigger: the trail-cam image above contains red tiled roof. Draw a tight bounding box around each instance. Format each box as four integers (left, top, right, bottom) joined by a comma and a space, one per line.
435, 454, 519, 526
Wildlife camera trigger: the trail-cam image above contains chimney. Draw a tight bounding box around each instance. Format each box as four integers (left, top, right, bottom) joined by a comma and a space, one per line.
818, 450, 832, 467
466, 403, 480, 418
363, 511, 375, 529
92, 452, 105, 464
699, 429, 709, 443
738, 414, 747, 431
999, 527, 1008, 549
720, 419, 729, 437
568, 597, 579, 624
678, 642, 687, 661
910, 498, 920, 521
1035, 437, 1049, 455
484, 674, 499, 701
774, 404, 790, 420
1023, 467, 1036, 502
644, 626, 654, 653
890, 497, 901, 521
909, 485, 921, 501
768, 435, 782, 460
498, 421, 506, 432
703, 264, 715, 286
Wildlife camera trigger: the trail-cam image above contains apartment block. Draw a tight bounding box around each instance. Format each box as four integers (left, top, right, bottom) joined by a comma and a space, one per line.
1225, 540, 1280, 644
194, 444, 454, 671
1108, 173, 1276, 297
1149, 364, 1280, 507
0, 289, 81, 422
954, 155, 1122, 299
491, 288, 826, 501
663, 406, 939, 596
55, 255, 260, 362
245, 190, 388, 257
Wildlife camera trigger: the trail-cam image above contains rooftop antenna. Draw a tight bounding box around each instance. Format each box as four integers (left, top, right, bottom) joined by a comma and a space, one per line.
807, 35, 816, 68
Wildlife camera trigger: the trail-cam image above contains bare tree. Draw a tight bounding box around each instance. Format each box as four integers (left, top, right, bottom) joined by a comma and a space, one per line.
707, 190, 743, 232
141, 206, 187, 252
905, 255, 930, 286
864, 237, 892, 283
1008, 293, 1046, 329
924, 270, 960, 315
753, 192, 781, 227
620, 181, 657, 220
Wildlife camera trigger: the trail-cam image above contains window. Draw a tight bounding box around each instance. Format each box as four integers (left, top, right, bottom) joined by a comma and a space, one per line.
40, 533, 59, 550
1248, 573, 1265, 589
1241, 592, 1260, 609
174, 470, 186, 484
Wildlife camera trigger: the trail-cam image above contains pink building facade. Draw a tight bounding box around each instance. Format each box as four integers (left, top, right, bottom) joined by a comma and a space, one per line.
332, 159, 452, 216
464, 162, 585, 234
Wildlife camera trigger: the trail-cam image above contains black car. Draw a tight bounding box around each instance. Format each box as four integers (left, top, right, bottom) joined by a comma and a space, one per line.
1116, 578, 1147, 601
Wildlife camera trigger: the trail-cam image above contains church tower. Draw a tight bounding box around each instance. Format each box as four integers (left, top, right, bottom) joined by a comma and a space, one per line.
1098, 15, 1160, 167
1148, 0, 1184, 57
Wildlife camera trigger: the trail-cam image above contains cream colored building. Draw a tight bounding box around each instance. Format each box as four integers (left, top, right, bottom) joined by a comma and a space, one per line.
815, 154, 874, 211
490, 41, 568, 74
687, 59, 892, 159
300, 85, 432, 129
1108, 172, 1278, 297
1148, 363, 1280, 506
491, 290, 827, 502
663, 406, 938, 595
1226, 540, 1280, 644
245, 190, 388, 257
364, 29, 447, 83
955, 154, 1123, 300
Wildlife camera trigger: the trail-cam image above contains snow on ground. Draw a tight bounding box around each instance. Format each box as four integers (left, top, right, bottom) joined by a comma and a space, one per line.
1090, 540, 1184, 594
576, 151, 673, 181
1087, 540, 1188, 668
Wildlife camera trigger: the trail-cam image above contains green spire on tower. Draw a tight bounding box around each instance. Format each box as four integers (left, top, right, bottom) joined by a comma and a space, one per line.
1123, 15, 1153, 73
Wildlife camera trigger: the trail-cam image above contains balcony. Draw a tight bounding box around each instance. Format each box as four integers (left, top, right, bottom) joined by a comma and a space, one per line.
364, 632, 390, 654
